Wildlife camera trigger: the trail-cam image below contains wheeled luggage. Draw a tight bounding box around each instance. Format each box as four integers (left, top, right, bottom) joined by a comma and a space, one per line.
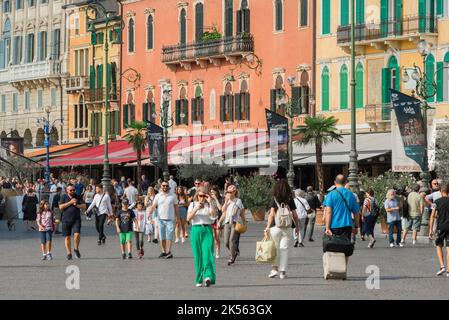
323, 252, 347, 280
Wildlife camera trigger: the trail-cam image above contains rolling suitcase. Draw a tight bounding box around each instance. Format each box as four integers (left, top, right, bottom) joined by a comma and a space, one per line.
323, 252, 347, 280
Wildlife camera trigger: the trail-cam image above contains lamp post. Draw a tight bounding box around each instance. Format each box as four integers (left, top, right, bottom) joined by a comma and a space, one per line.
348, 0, 359, 192
161, 89, 174, 182
276, 76, 297, 189
402, 39, 437, 193
37, 106, 63, 185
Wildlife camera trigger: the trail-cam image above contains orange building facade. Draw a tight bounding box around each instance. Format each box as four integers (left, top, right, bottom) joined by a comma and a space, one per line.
121, 0, 314, 139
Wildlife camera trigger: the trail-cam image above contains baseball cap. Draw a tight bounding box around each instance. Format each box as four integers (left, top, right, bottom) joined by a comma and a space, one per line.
122, 199, 129, 205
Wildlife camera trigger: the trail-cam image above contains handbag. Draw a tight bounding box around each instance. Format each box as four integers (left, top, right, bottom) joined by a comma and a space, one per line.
235, 221, 247, 234
322, 234, 354, 257
255, 233, 277, 263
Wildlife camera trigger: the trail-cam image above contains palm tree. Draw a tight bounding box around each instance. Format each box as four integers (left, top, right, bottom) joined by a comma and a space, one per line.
123, 121, 147, 186
293, 115, 343, 194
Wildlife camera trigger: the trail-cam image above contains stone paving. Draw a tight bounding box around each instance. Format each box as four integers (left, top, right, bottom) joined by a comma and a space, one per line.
0, 218, 447, 300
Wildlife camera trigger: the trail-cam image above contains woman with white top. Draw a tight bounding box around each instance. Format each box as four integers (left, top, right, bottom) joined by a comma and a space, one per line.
186, 186, 217, 287
145, 187, 158, 243
85, 185, 112, 245
217, 185, 247, 266
83, 185, 95, 221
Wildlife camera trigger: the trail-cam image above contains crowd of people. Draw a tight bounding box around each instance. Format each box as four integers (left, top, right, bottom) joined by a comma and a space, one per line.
1, 171, 449, 286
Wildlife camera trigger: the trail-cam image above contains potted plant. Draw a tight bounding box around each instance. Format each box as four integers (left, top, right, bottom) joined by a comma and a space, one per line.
201, 26, 222, 42
237, 175, 274, 221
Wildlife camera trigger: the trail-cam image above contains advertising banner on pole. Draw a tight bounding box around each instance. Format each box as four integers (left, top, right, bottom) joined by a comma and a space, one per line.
265, 109, 288, 170
146, 122, 164, 169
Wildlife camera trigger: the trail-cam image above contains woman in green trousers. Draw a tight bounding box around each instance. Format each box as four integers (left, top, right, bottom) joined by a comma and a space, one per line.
187, 186, 217, 287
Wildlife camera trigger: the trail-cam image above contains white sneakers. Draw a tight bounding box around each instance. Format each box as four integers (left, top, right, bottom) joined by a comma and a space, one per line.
215, 248, 220, 259
398, 243, 404, 247
175, 238, 180, 243
412, 240, 417, 245
279, 272, 287, 280
196, 283, 202, 287
268, 270, 279, 278
390, 243, 395, 248
437, 267, 446, 276
181, 237, 186, 244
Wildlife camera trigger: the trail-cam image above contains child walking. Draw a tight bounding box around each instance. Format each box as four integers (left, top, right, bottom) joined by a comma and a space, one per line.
133, 202, 147, 258
115, 199, 138, 259
36, 200, 55, 260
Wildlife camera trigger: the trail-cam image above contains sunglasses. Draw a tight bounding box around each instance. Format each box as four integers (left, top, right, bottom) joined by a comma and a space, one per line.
198, 194, 206, 198
162, 185, 169, 188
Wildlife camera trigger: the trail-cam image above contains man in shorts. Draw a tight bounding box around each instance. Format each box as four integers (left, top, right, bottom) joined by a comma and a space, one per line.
403, 184, 425, 245
147, 181, 179, 259
59, 184, 86, 260
429, 183, 449, 277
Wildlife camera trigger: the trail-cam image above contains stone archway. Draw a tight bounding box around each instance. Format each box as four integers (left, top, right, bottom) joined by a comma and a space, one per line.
24, 129, 33, 148
50, 128, 59, 146
36, 128, 45, 147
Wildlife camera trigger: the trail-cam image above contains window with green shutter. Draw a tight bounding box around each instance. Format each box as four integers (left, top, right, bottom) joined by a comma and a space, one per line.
291, 86, 301, 115
128, 19, 134, 52
322, 0, 331, 35
340, 64, 348, 110
147, 15, 154, 49
24, 91, 30, 111
175, 100, 181, 125
437, 0, 444, 16
0, 40, 4, 69
234, 93, 241, 120
381, 67, 391, 104
340, 0, 349, 26
380, 0, 388, 37
275, 0, 283, 31
195, 3, 204, 41
419, 0, 426, 32
96, 64, 103, 90
123, 104, 129, 128
13, 93, 18, 112
321, 66, 330, 111
437, 61, 444, 102
26, 34, 34, 63
300, 0, 308, 26
356, 62, 364, 108
51, 29, 60, 60
356, 0, 365, 24
225, 0, 233, 37
425, 54, 436, 102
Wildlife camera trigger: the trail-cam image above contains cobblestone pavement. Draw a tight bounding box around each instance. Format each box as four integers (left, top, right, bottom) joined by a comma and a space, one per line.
0, 218, 447, 300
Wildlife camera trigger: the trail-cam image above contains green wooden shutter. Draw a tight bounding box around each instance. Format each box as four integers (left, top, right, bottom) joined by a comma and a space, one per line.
244, 93, 250, 120
180, 9, 187, 44
142, 102, 148, 122
380, 0, 388, 37
270, 89, 277, 111
97, 64, 103, 89
437, 61, 444, 102
341, 0, 349, 26
192, 98, 197, 123
182, 99, 189, 124
321, 67, 330, 111
236, 10, 242, 34
229, 95, 234, 121
381, 67, 391, 104
90, 112, 95, 136
91, 32, 97, 45
123, 104, 129, 127
234, 93, 241, 120
396, 0, 402, 34
291, 86, 301, 115
340, 65, 348, 110
419, 0, 426, 32
130, 105, 135, 123
195, 3, 204, 41
426, 55, 435, 102
147, 16, 153, 49
322, 0, 331, 35
114, 110, 119, 134
356, 63, 364, 108
89, 66, 95, 90
243, 9, 250, 33
106, 63, 111, 99
199, 98, 204, 123
12, 36, 16, 64
356, 0, 365, 24
99, 112, 103, 135
225, 0, 233, 37
150, 102, 156, 122
437, 0, 444, 16
175, 100, 181, 125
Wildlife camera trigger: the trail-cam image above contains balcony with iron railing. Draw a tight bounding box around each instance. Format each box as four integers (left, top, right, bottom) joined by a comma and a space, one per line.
365, 104, 392, 131
65, 76, 90, 93
162, 34, 254, 69
337, 15, 437, 48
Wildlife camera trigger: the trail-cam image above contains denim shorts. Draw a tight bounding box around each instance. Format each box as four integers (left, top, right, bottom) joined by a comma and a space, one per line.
40, 230, 52, 244
158, 219, 175, 241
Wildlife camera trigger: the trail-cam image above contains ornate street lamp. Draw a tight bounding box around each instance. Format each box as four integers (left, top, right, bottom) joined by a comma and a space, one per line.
160, 89, 174, 182
36, 106, 63, 184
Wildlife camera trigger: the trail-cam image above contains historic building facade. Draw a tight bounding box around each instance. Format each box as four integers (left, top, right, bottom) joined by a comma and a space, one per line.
0, 0, 68, 148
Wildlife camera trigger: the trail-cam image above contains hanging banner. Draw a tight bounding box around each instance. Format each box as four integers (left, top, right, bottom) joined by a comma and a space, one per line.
265, 109, 288, 170
147, 122, 164, 169
390, 89, 426, 171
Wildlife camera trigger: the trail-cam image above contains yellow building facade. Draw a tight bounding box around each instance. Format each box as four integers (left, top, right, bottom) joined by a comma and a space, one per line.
315, 0, 449, 173
65, 2, 121, 145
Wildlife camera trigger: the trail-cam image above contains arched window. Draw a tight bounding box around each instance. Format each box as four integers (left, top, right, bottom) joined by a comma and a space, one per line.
50, 128, 59, 145
225, 0, 233, 37
0, 131, 7, 139
356, 62, 364, 108
237, 0, 250, 34
321, 66, 330, 111
192, 86, 204, 123
180, 9, 187, 44
381, 56, 399, 119
143, 90, 156, 123
220, 82, 234, 122
175, 87, 189, 125
275, 0, 283, 31
1, 19, 12, 69
340, 64, 348, 110
36, 128, 45, 147
270, 75, 286, 115
443, 52, 449, 101
128, 18, 135, 53
147, 15, 154, 50
195, 3, 204, 41
300, 71, 310, 114
123, 92, 135, 127
425, 54, 435, 102
236, 80, 250, 120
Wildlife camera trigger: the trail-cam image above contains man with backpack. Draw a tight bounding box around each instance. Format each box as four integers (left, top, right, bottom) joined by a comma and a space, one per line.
323, 175, 360, 265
